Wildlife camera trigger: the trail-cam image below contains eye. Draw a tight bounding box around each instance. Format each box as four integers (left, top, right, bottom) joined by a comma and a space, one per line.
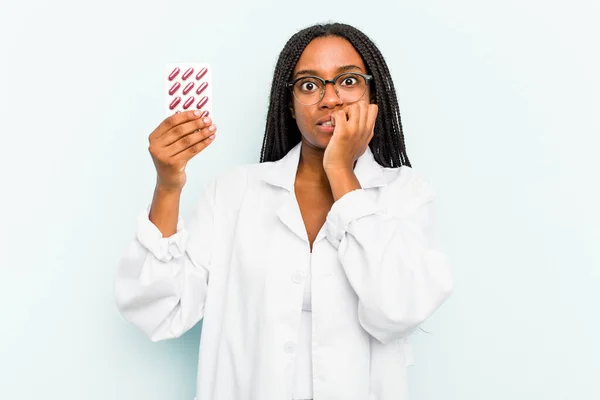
301, 82, 315, 91
340, 76, 359, 86
299, 79, 320, 92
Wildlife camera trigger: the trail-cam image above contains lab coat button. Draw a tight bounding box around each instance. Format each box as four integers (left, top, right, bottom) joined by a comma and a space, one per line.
283, 342, 296, 353
292, 271, 305, 284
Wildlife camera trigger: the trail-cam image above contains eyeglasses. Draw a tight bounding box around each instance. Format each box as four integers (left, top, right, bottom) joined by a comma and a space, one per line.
286, 72, 373, 106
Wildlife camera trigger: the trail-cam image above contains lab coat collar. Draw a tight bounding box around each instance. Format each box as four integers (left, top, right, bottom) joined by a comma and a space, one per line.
261, 142, 387, 245
261, 141, 387, 192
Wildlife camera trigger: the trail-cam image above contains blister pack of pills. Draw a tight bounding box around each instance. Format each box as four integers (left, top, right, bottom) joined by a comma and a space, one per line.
165, 63, 212, 117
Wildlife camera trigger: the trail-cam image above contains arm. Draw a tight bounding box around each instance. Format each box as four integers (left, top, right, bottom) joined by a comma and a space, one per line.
325, 171, 453, 345
114, 180, 216, 342
147, 184, 183, 238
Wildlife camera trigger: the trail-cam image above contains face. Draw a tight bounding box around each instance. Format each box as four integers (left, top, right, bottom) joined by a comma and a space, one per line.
289, 36, 372, 151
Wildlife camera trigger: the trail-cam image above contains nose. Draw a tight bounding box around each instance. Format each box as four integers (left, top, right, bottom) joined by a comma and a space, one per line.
319, 82, 342, 109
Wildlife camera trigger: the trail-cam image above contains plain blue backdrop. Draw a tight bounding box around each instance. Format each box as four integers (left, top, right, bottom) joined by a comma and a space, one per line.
0, 0, 598, 399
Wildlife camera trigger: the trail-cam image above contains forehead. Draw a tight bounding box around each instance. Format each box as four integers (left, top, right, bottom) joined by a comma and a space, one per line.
293, 36, 366, 76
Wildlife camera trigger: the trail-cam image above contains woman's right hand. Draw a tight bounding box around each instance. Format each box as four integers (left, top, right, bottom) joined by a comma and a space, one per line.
148, 110, 217, 191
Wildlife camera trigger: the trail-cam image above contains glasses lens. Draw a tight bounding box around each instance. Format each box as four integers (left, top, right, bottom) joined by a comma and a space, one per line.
290, 74, 369, 105
334, 73, 367, 103
293, 77, 324, 105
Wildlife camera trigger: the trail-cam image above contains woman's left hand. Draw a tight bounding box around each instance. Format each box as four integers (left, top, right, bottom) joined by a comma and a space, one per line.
323, 102, 378, 172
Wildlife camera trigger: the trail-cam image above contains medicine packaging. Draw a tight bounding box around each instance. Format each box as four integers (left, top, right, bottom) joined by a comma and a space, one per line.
165, 63, 212, 117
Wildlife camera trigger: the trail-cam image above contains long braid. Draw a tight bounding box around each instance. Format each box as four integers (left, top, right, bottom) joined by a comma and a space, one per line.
261, 32, 310, 162
349, 31, 411, 167
261, 23, 411, 168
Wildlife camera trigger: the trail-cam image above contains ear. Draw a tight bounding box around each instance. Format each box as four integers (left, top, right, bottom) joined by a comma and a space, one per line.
289, 103, 296, 119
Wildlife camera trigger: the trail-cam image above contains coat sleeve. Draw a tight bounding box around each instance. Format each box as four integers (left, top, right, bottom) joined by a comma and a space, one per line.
325, 170, 453, 345
114, 180, 216, 342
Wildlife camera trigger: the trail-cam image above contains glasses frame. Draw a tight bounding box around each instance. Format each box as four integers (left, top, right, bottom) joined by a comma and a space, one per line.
286, 72, 374, 106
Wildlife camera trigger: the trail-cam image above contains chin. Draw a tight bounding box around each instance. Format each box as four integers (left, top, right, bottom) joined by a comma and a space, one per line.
306, 134, 331, 151
320, 135, 332, 148
299, 125, 333, 151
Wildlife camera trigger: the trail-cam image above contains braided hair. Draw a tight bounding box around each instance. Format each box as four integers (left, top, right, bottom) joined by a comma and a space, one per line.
260, 22, 411, 168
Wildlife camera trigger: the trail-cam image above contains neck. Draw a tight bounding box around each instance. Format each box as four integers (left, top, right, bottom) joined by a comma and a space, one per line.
296, 141, 330, 188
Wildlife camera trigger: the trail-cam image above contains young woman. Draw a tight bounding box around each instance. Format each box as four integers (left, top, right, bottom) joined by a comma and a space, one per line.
115, 22, 453, 400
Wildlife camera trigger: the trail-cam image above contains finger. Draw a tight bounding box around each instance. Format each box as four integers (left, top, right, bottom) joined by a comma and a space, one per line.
159, 116, 213, 147
367, 104, 378, 136
172, 133, 216, 163
331, 109, 348, 130
150, 110, 206, 141
344, 103, 359, 123
167, 124, 217, 157
345, 103, 360, 135
354, 102, 364, 137
358, 102, 369, 137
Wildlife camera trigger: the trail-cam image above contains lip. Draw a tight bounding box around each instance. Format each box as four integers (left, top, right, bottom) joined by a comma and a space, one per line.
316, 115, 334, 126
316, 124, 335, 134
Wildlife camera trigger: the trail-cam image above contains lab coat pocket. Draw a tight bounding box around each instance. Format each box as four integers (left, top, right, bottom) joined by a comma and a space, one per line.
370, 337, 411, 399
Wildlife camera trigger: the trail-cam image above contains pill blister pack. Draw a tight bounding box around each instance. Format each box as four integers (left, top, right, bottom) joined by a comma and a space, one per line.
165, 63, 212, 118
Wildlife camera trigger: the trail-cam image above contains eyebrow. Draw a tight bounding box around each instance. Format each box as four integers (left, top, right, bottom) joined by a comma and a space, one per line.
293, 64, 364, 79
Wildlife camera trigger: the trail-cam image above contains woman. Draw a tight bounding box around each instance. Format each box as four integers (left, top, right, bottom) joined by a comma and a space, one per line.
115, 22, 453, 400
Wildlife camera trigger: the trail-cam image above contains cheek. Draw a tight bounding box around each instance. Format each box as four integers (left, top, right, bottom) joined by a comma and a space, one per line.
294, 107, 314, 132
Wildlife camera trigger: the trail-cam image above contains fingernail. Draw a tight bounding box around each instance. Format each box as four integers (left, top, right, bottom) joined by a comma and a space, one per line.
203, 117, 211, 124
209, 125, 216, 132
194, 110, 202, 116
209, 135, 215, 139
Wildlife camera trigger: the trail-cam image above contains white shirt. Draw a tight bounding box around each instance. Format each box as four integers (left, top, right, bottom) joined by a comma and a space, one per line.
114, 142, 453, 400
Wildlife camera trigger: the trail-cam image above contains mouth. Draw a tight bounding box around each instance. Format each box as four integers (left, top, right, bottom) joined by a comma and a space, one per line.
318, 121, 334, 127
316, 117, 335, 134
316, 116, 336, 127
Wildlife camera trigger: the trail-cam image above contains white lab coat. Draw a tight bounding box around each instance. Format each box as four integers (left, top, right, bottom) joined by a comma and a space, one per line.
114, 142, 453, 400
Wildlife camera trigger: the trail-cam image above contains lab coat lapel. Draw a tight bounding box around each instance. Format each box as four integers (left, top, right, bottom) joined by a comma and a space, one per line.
275, 191, 308, 244
260, 143, 387, 243
261, 143, 308, 243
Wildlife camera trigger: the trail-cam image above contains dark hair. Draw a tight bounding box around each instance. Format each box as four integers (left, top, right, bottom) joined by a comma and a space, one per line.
259, 22, 411, 168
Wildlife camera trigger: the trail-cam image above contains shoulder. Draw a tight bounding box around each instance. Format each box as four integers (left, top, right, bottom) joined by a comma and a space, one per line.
204, 161, 273, 202
380, 165, 436, 206
210, 161, 271, 189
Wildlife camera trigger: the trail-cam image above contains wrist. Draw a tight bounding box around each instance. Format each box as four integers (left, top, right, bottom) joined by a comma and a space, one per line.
326, 168, 361, 201
324, 161, 354, 175
155, 182, 184, 197
325, 166, 354, 180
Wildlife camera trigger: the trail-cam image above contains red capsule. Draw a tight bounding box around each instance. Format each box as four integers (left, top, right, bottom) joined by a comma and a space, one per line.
182, 67, 194, 80
183, 96, 195, 109
195, 81, 208, 95
183, 82, 195, 95
168, 67, 180, 81
195, 67, 208, 80
200, 111, 209, 118
169, 96, 181, 110
168, 82, 181, 95
196, 96, 209, 109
